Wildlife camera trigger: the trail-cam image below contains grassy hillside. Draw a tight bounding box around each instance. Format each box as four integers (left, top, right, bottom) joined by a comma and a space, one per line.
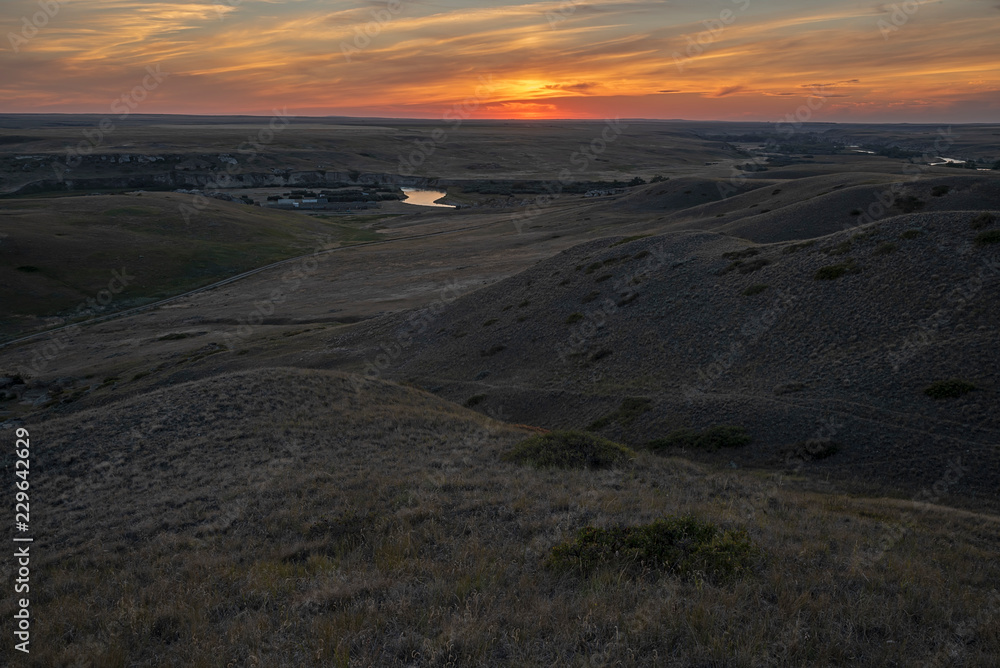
2, 367, 998, 666
326, 210, 1000, 510
0, 192, 383, 339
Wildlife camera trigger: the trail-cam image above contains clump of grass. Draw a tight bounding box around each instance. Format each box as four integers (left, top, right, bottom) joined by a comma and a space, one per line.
970, 212, 995, 229
633, 249, 651, 260
931, 185, 950, 197
722, 248, 759, 260
782, 240, 815, 254
895, 196, 925, 213
826, 240, 852, 256
924, 379, 977, 399
547, 516, 759, 582
742, 284, 768, 296
565, 312, 584, 324
158, 332, 191, 341
501, 431, 634, 469
480, 344, 505, 357
595, 273, 613, 282
584, 262, 602, 274
558, 278, 571, 286
616, 292, 639, 307
482, 318, 499, 327
722, 257, 771, 275
873, 242, 897, 256
518, 299, 530, 307
586, 397, 653, 431
590, 348, 612, 362
849, 209, 862, 216
814, 262, 856, 280
609, 234, 651, 248
783, 438, 841, 463
974, 230, 1000, 246
647, 425, 751, 451
464, 394, 486, 408
899, 229, 923, 240
131, 371, 151, 381
581, 291, 600, 303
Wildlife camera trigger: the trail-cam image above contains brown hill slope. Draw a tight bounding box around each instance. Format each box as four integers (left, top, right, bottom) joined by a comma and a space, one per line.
0, 192, 382, 339
325, 210, 1000, 510
4, 366, 999, 665
610, 172, 1000, 243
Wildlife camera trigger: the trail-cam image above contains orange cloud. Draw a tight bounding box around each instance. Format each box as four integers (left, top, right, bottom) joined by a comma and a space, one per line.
0, 0, 996, 121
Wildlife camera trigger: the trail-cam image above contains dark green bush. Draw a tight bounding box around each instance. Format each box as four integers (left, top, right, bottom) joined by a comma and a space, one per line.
565, 312, 584, 324
974, 230, 1000, 246
783, 439, 841, 463
924, 379, 977, 399
899, 229, 923, 240
931, 185, 950, 197
501, 431, 634, 469
873, 242, 897, 256
547, 516, 760, 582
464, 394, 486, 408
586, 397, 653, 431
970, 212, 995, 230
782, 240, 815, 254
742, 284, 769, 296
647, 425, 751, 451
895, 196, 925, 213
814, 262, 855, 280
826, 240, 852, 256
722, 248, 760, 260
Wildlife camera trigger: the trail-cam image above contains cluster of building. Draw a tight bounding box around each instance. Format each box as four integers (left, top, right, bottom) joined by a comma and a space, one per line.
263, 197, 380, 211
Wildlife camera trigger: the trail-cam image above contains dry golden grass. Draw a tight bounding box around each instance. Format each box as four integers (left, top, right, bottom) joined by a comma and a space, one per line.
4, 368, 999, 666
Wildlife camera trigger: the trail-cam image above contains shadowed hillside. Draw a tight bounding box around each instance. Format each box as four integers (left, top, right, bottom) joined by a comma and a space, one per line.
0, 192, 383, 339
325, 210, 1000, 510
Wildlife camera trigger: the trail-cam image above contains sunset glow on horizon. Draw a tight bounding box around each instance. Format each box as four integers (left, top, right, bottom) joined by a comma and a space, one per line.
2, 0, 998, 122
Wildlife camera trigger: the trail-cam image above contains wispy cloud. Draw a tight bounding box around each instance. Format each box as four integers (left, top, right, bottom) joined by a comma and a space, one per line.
0, 0, 996, 120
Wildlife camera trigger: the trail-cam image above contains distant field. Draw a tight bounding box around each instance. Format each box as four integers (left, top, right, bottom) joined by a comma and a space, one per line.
0, 192, 387, 339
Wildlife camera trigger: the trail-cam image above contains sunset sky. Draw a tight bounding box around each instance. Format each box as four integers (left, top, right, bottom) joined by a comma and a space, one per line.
2, 0, 998, 121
